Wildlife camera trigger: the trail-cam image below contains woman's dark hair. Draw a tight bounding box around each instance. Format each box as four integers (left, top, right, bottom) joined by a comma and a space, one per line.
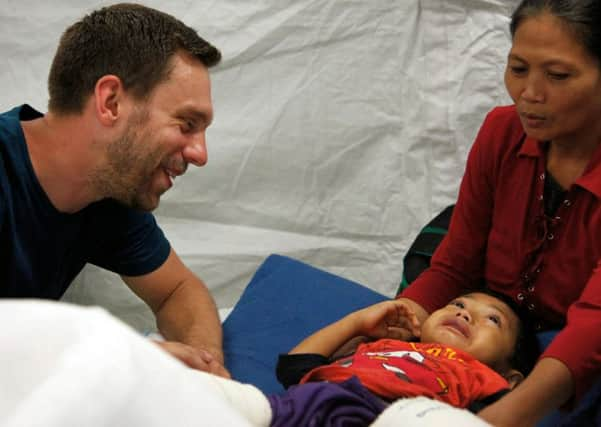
48, 3, 221, 114
510, 0, 601, 66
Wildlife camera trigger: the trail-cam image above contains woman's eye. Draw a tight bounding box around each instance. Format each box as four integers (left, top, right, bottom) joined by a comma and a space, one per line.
547, 71, 569, 81
509, 65, 527, 75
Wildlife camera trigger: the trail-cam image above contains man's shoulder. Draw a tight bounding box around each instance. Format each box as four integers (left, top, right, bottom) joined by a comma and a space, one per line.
0, 108, 20, 228
86, 198, 155, 221
83, 199, 161, 239
0, 106, 23, 139
0, 105, 38, 193
0, 108, 19, 203
0, 103, 43, 129
0, 104, 43, 118
0, 104, 40, 154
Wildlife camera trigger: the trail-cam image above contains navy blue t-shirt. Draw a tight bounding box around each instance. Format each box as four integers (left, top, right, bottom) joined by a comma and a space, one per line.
0, 105, 171, 298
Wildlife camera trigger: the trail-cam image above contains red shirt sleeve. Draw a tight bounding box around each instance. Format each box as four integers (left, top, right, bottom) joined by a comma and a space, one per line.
399, 107, 506, 312
543, 263, 601, 402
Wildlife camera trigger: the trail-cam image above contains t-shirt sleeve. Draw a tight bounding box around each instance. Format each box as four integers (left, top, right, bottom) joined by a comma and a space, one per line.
0, 156, 6, 233
276, 353, 330, 389
86, 200, 171, 276
467, 389, 509, 413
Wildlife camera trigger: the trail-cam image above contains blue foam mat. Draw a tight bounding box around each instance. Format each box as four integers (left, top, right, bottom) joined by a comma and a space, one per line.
223, 254, 387, 395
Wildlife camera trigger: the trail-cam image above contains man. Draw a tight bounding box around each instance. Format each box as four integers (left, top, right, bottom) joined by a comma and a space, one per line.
0, 3, 228, 377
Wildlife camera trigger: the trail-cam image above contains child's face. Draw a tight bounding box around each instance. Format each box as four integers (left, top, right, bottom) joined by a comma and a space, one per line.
420, 292, 520, 372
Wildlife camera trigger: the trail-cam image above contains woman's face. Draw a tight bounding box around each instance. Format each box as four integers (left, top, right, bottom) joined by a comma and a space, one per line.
505, 12, 601, 146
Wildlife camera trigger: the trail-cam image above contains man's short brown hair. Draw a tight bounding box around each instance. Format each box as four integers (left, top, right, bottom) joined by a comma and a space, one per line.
48, 3, 221, 114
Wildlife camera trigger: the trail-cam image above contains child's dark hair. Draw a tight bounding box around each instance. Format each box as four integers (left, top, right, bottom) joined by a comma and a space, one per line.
477, 288, 540, 376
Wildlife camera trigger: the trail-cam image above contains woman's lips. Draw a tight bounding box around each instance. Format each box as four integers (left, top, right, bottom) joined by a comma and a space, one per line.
520, 112, 546, 129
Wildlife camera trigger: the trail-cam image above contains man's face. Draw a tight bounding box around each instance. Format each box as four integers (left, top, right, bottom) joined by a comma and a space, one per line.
420, 293, 520, 372
98, 51, 214, 211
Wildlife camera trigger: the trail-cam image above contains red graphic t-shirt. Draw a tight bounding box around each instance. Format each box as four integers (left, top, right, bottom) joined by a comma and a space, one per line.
300, 339, 509, 408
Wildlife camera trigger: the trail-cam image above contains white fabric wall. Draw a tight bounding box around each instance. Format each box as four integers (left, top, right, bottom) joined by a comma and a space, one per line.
0, 0, 519, 332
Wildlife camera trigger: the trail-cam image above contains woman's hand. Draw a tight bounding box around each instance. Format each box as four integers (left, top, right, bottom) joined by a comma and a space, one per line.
477, 358, 573, 427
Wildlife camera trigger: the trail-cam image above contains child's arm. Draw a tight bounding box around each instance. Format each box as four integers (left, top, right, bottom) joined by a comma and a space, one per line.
289, 300, 421, 357
330, 335, 371, 359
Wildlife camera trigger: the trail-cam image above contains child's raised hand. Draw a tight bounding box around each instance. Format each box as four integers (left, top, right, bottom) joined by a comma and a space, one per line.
290, 299, 422, 357
352, 300, 421, 340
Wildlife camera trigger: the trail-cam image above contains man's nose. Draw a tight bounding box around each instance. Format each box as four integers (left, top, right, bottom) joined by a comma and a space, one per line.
182, 134, 208, 167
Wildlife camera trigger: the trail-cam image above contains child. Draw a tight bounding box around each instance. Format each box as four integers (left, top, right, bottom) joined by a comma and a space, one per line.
268, 290, 539, 426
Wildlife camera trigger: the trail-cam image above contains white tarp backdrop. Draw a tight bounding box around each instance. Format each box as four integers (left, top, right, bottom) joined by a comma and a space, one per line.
0, 0, 519, 332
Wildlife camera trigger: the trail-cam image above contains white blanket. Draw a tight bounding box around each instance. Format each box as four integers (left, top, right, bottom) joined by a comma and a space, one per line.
0, 300, 255, 427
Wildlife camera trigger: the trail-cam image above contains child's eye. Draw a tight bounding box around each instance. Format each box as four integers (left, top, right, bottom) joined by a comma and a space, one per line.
450, 300, 465, 309
488, 315, 501, 326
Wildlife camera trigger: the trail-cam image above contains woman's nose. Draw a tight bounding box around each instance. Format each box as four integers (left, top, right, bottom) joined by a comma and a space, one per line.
521, 76, 545, 103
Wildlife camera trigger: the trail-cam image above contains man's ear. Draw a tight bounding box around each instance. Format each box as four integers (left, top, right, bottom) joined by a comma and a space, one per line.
503, 369, 524, 390
94, 75, 124, 126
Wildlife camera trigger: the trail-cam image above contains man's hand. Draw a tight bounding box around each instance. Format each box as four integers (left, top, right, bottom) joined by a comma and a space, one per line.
123, 249, 227, 377
153, 340, 231, 378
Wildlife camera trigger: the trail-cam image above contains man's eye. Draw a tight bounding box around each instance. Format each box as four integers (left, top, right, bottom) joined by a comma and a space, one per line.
181, 120, 196, 133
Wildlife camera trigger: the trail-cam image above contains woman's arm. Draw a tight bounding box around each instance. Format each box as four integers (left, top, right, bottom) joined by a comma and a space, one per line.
400, 109, 511, 313
478, 357, 573, 427
289, 300, 421, 357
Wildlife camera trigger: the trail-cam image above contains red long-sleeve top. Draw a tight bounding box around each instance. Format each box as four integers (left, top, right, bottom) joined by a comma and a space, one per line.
401, 105, 601, 401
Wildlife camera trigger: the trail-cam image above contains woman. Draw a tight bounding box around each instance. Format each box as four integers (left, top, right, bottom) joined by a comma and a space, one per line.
398, 1, 601, 425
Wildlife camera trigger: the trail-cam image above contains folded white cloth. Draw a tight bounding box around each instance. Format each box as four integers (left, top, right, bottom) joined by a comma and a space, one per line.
0, 299, 259, 427
189, 370, 272, 426
370, 396, 492, 427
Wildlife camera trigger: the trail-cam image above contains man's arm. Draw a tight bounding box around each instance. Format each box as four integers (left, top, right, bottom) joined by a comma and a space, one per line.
122, 248, 228, 377
477, 357, 573, 427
